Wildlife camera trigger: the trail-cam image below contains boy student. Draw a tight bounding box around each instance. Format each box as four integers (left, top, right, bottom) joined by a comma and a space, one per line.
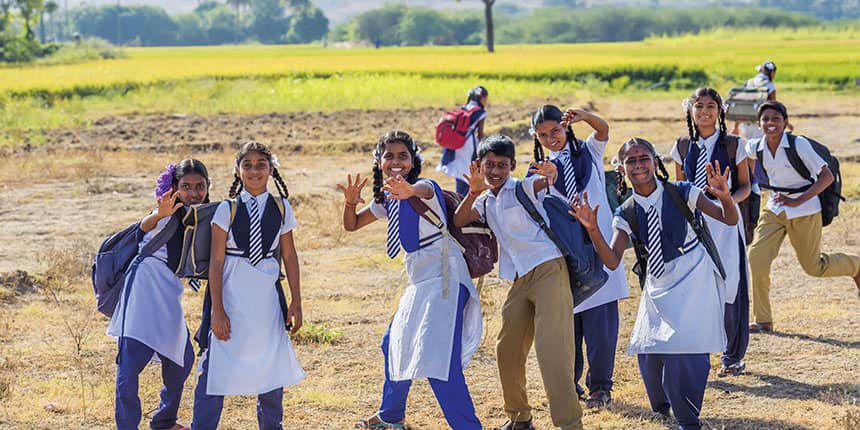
454, 135, 582, 430
747, 101, 860, 333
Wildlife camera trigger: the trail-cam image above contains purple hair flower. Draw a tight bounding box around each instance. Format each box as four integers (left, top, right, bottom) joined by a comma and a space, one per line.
154, 163, 177, 198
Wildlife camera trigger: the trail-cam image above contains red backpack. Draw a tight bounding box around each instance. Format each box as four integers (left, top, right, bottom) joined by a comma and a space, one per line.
435, 105, 483, 150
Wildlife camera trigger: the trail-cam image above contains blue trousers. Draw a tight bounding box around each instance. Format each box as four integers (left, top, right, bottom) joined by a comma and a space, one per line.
116, 336, 195, 430
722, 234, 750, 367
191, 351, 284, 430
638, 353, 710, 430
378, 285, 481, 430
573, 300, 619, 395
455, 179, 470, 197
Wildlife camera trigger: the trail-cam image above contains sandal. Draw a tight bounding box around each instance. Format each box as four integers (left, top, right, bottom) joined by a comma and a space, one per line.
354, 415, 408, 429
585, 389, 612, 409
718, 361, 746, 377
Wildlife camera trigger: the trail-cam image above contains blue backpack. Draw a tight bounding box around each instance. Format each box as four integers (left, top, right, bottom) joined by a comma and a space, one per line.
514, 182, 608, 306
91, 217, 179, 317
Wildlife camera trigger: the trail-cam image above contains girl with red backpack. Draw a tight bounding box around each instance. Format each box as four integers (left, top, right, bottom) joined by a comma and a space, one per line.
436, 86, 488, 196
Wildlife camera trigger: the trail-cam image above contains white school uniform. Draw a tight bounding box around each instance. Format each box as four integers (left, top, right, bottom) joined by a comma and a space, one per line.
739, 73, 776, 140
203, 190, 305, 395
472, 175, 564, 281
747, 133, 828, 220
436, 100, 487, 182
107, 211, 188, 367
370, 180, 482, 381
546, 132, 629, 313
613, 182, 727, 354
670, 131, 749, 304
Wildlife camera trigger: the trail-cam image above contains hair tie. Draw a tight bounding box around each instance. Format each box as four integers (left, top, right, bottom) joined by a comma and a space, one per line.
154, 163, 177, 198
681, 98, 692, 112
270, 154, 281, 169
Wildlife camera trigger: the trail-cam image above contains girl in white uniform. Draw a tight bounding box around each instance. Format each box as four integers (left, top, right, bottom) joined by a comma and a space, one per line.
570, 137, 738, 430
529, 105, 628, 408
191, 142, 304, 430
108, 159, 211, 430
671, 87, 752, 377
341, 130, 482, 430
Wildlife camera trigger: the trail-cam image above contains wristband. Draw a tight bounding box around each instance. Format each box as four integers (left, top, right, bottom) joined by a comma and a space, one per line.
468, 189, 482, 198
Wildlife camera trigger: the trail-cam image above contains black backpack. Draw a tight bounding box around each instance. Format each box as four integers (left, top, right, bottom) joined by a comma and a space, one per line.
755, 133, 844, 227
620, 182, 726, 290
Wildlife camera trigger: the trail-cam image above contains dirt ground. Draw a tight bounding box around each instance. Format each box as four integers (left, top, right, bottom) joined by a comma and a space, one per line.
0, 95, 859, 429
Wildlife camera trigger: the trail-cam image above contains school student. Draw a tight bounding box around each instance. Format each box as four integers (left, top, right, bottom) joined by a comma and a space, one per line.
107, 159, 210, 430
529, 105, 627, 406
191, 142, 304, 430
570, 137, 737, 430
454, 135, 582, 430
342, 130, 483, 430
732, 60, 779, 141
437, 86, 489, 196
670, 88, 752, 376
746, 101, 860, 333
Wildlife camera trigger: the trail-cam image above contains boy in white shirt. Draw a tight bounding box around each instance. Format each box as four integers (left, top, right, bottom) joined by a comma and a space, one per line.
454, 135, 582, 430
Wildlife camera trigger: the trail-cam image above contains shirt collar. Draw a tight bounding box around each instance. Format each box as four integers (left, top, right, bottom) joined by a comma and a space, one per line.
240, 189, 270, 204
632, 180, 663, 209
548, 142, 572, 159
697, 131, 719, 150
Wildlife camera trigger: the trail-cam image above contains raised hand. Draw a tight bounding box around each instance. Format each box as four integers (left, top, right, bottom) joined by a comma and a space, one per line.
561, 108, 588, 127
156, 189, 183, 219
568, 191, 600, 232
383, 175, 415, 200
336, 173, 368, 206
704, 160, 732, 201
464, 160, 489, 194
528, 160, 558, 186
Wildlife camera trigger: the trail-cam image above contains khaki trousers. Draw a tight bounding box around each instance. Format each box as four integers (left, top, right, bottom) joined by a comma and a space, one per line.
497, 257, 582, 430
748, 209, 860, 323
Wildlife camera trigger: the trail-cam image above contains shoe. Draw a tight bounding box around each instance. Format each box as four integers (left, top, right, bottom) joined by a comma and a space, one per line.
585, 389, 612, 408
495, 418, 535, 430
748, 322, 773, 333
718, 361, 746, 377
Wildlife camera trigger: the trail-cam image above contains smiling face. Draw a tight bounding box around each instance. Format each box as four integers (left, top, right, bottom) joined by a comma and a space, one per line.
480, 151, 515, 192
691, 95, 720, 135
380, 141, 414, 178
758, 107, 787, 139
238, 150, 272, 195
620, 144, 658, 190
535, 120, 567, 152
175, 173, 208, 205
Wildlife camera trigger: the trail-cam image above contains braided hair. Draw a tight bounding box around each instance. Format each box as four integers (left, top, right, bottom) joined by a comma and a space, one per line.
685, 87, 727, 142
615, 137, 670, 198
228, 141, 290, 200
173, 159, 211, 204
372, 130, 422, 204
531, 104, 582, 163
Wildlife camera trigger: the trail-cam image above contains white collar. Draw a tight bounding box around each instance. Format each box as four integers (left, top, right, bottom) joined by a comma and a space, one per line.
240, 189, 270, 204
756, 132, 790, 153
696, 131, 720, 150
549, 142, 572, 159
632, 180, 663, 209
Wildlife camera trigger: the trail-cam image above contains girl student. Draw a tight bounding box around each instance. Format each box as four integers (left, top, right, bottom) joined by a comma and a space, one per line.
671, 87, 753, 377
191, 142, 304, 430
107, 159, 211, 430
569, 138, 738, 430
530, 105, 628, 408
339, 130, 483, 430
437, 86, 489, 196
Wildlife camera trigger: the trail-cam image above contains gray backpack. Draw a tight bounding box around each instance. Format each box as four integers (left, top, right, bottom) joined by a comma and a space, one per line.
174, 200, 237, 279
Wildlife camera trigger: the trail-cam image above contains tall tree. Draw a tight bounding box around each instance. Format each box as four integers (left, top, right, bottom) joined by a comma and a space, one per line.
225, 0, 249, 42
457, 0, 495, 52
16, 0, 44, 41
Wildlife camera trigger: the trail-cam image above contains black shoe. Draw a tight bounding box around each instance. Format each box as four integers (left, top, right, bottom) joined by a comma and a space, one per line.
495, 418, 535, 430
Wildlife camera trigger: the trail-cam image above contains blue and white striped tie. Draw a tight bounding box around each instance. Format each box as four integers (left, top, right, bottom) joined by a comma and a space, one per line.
386, 200, 401, 259
560, 149, 577, 200
247, 197, 263, 266
646, 204, 665, 279
694, 143, 709, 190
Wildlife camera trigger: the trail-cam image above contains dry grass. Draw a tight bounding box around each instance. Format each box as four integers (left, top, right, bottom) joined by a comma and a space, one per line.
0, 97, 858, 429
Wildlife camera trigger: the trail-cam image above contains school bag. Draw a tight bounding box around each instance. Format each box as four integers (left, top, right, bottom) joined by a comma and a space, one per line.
407, 189, 498, 279
755, 133, 844, 227
620, 182, 726, 290
435, 105, 483, 150
676, 133, 760, 243
91, 217, 179, 318
725, 87, 769, 123
513, 182, 608, 306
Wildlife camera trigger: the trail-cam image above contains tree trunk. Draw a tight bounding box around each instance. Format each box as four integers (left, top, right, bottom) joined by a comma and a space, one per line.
484, 0, 494, 53
40, 9, 45, 43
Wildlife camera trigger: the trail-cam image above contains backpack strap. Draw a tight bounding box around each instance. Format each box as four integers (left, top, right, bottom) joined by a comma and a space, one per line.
513, 182, 569, 258
785, 133, 812, 181
677, 136, 691, 161
138, 216, 180, 257
405, 195, 453, 298
619, 197, 647, 290
662, 182, 727, 280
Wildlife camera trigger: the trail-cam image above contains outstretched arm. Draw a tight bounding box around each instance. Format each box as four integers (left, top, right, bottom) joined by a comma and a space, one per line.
569, 192, 627, 270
